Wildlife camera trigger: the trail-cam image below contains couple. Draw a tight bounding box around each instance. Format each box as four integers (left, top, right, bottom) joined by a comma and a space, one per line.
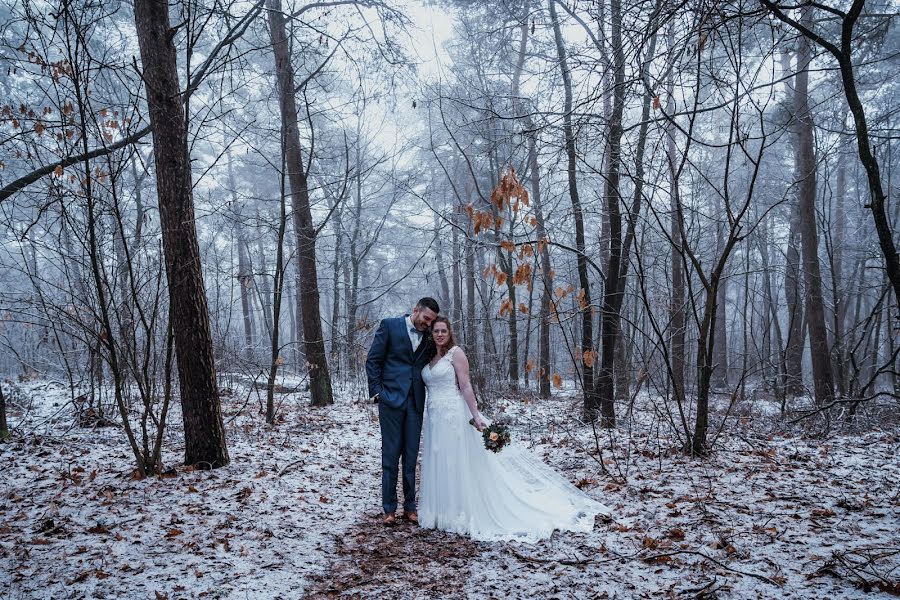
366, 297, 608, 543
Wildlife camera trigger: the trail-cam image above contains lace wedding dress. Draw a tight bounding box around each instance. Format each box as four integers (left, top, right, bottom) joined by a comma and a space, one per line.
418, 346, 609, 543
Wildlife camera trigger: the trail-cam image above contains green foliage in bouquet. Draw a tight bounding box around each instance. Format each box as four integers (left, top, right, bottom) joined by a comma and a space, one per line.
469, 415, 512, 453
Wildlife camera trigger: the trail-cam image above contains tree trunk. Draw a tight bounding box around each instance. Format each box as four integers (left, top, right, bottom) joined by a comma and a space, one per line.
434, 192, 451, 312
794, 10, 835, 406
465, 215, 478, 357
133, 0, 228, 468
757, 217, 786, 404
0, 383, 8, 439
531, 141, 552, 399
594, 0, 631, 427
451, 202, 463, 328
267, 0, 332, 406
666, 25, 687, 412
228, 156, 255, 357
345, 148, 363, 365
713, 219, 729, 389
831, 117, 848, 396
549, 0, 596, 416
511, 2, 550, 398
327, 188, 344, 370
255, 222, 274, 344
266, 142, 289, 424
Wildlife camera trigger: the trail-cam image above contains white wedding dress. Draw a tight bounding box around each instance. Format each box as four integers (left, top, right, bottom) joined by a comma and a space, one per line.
418, 346, 609, 543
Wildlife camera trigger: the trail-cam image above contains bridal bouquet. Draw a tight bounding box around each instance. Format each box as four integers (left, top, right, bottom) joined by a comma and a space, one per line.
469, 415, 512, 453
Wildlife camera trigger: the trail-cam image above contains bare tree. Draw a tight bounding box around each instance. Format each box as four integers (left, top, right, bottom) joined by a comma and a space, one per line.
266, 0, 333, 406
549, 0, 597, 417
792, 7, 834, 406
134, 0, 229, 468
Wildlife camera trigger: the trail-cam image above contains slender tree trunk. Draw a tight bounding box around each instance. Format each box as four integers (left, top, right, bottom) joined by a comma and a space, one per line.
531, 140, 552, 399
0, 383, 8, 439
503, 258, 519, 389
794, 10, 835, 406
267, 0, 332, 405
594, 0, 630, 427
228, 156, 255, 357
831, 118, 848, 396
666, 27, 687, 412
266, 150, 288, 424
134, 0, 228, 468
328, 190, 343, 368
451, 205, 463, 328
511, 2, 550, 397
465, 217, 478, 358
434, 186, 451, 312
255, 222, 274, 344
345, 154, 363, 364
713, 219, 730, 389
757, 217, 786, 404
549, 0, 596, 416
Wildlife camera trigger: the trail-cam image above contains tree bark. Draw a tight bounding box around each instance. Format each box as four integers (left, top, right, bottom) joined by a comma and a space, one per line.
255, 221, 274, 345
593, 0, 628, 427
666, 25, 687, 413
133, 0, 228, 468
549, 0, 597, 416
267, 0, 333, 406
327, 188, 344, 362
794, 9, 835, 406
831, 115, 848, 396
511, 2, 550, 397
0, 382, 8, 439
228, 155, 255, 357
713, 219, 729, 389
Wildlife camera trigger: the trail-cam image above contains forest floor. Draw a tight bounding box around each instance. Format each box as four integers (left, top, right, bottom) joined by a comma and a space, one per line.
0, 377, 898, 599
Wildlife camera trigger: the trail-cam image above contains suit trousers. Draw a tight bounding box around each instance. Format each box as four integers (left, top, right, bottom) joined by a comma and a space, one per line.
378, 391, 423, 514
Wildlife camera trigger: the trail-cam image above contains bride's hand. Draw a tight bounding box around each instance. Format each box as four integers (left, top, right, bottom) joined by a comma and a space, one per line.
472, 415, 487, 431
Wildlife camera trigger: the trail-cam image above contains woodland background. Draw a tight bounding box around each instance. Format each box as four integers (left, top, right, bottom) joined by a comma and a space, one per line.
0, 0, 898, 597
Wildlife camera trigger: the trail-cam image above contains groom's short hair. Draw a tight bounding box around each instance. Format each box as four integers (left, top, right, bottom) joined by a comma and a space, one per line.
416, 297, 440, 314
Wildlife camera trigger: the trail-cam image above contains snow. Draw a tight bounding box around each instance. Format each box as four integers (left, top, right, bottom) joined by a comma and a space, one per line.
1, 378, 898, 598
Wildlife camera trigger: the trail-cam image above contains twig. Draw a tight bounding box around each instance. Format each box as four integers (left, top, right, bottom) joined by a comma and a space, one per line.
644, 549, 778, 585
278, 458, 305, 477
225, 370, 264, 425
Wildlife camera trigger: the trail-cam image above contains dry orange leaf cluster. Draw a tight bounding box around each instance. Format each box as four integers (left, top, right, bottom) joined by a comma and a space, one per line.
467, 206, 501, 235
513, 263, 531, 285
483, 263, 508, 287
490, 167, 530, 212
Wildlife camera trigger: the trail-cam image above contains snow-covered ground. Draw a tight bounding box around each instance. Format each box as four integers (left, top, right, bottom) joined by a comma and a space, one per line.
1, 377, 898, 599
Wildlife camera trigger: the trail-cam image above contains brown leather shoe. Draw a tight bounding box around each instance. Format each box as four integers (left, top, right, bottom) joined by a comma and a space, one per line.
382, 513, 397, 526
403, 511, 418, 525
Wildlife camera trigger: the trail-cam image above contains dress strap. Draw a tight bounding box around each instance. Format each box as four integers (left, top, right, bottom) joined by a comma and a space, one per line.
447, 346, 458, 363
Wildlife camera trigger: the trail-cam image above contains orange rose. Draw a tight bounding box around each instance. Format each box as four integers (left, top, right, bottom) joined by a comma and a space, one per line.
489, 432, 499, 441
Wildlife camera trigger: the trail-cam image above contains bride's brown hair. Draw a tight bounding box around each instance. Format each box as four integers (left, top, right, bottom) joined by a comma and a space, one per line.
431, 316, 456, 356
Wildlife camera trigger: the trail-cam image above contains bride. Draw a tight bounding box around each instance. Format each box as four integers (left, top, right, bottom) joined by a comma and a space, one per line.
418, 316, 609, 543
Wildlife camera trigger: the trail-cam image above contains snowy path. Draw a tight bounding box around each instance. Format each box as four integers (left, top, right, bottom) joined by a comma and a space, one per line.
1, 380, 898, 598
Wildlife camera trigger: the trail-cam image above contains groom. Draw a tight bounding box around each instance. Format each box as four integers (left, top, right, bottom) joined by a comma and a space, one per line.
366, 297, 439, 526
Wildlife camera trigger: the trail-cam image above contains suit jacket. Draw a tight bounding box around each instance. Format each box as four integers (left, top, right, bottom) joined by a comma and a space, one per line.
366, 315, 435, 412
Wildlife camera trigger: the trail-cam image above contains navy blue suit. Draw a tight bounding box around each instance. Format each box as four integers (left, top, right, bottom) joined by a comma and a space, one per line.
366, 315, 435, 514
